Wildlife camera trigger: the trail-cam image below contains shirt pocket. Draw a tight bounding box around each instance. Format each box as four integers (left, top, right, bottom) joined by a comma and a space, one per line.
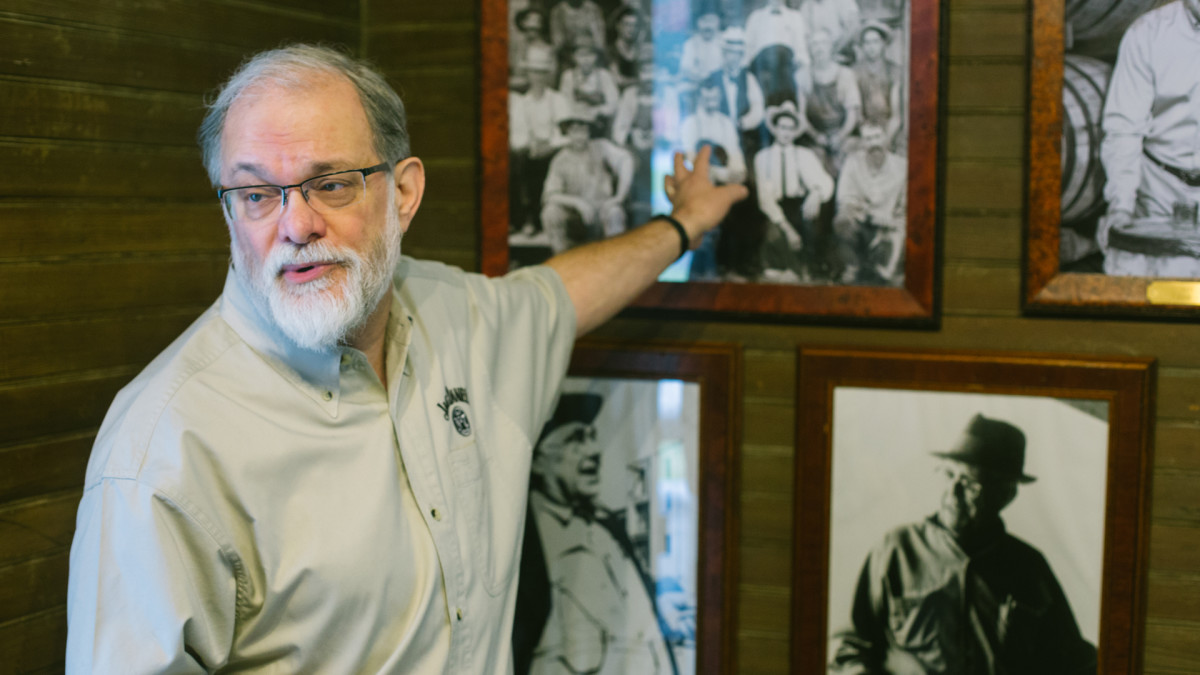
446, 440, 517, 596
887, 584, 955, 653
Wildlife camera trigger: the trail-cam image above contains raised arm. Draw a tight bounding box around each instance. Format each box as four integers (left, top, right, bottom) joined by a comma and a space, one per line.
545, 145, 748, 335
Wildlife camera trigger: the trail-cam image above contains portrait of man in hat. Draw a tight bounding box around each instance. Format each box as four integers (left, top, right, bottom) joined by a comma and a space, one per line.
513, 383, 699, 675
825, 390, 1107, 675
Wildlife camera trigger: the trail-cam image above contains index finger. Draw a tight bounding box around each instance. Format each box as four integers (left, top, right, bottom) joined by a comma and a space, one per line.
691, 144, 712, 183
672, 151, 690, 181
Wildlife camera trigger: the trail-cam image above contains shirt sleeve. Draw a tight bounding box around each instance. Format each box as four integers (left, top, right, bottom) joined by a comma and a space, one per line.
67, 478, 238, 673
1101, 21, 1155, 214
464, 265, 577, 444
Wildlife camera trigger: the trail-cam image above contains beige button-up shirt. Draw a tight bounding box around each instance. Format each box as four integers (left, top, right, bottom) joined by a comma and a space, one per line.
67, 257, 576, 673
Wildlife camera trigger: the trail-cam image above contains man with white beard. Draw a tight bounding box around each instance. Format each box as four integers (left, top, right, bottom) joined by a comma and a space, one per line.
65, 44, 746, 673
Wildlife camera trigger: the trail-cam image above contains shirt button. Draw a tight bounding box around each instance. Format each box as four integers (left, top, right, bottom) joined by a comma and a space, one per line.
322, 391, 333, 401
431, 508, 442, 521
456, 608, 463, 621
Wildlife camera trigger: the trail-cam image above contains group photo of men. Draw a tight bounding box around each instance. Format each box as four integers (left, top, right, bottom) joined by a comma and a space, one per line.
507, 0, 911, 286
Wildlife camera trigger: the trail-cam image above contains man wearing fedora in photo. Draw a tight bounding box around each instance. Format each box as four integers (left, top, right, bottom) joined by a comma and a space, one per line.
513, 393, 677, 675
540, 105, 634, 254
828, 414, 1098, 674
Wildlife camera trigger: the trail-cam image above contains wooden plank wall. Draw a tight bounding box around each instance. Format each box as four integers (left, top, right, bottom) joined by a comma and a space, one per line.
0, 3, 359, 672
366, 0, 1200, 673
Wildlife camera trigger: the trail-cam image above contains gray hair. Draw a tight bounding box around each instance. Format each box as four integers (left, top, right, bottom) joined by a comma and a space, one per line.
198, 44, 409, 186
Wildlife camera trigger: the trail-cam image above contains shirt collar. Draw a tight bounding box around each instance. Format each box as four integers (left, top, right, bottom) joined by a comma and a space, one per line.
219, 266, 395, 416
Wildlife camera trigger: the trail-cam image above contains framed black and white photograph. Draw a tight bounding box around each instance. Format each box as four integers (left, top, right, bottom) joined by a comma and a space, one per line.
792, 347, 1155, 674
481, 0, 942, 321
513, 340, 740, 674
1027, 0, 1200, 316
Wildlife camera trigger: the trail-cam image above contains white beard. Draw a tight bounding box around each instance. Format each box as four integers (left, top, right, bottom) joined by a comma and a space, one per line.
230, 198, 402, 352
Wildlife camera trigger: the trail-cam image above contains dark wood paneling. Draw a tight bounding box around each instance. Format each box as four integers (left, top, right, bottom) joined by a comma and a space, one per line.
4, 0, 356, 50
945, 115, 1025, 160
383, 70, 477, 127
735, 634, 789, 675
1147, 575, 1200, 624
366, 2, 476, 23
0, 312, 201, 381
741, 447, 795, 496
743, 399, 794, 448
0, 607, 67, 675
1149, 524, 1200, 575
1143, 621, 1200, 673
1152, 472, 1200, 524
0, 141, 209, 200
0, 202, 227, 259
948, 8, 1027, 58
0, 434, 93, 505
0, 79, 202, 146
0, 18, 242, 94
0, 493, 80, 567
0, 371, 135, 446
942, 263, 1021, 314
739, 539, 791, 588
947, 63, 1026, 110
0, 258, 226, 319
943, 214, 1023, 260
740, 492, 792, 542
737, 585, 792, 636
744, 350, 795, 399
1158, 374, 1200, 422
944, 161, 1023, 211
367, 25, 477, 71
1155, 424, 1200, 471
0, 551, 69, 625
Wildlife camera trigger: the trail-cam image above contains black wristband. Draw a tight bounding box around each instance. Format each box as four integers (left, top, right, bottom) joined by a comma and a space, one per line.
654, 214, 690, 259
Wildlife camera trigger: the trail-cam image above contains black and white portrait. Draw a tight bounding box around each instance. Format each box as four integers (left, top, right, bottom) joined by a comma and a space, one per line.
514, 377, 700, 674
506, 0, 911, 288
825, 387, 1107, 674
1058, 0, 1200, 279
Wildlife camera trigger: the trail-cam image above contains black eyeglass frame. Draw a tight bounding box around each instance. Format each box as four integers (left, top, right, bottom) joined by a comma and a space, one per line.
216, 161, 393, 215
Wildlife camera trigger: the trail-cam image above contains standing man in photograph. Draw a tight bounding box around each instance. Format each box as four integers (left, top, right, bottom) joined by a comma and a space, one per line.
514, 393, 679, 675
66, 44, 746, 672
828, 414, 1098, 674
1098, 0, 1200, 277
511, 44, 568, 238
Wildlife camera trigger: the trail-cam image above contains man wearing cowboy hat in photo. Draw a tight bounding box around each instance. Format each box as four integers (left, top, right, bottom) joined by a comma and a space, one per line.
541, 105, 635, 254
558, 35, 621, 135
853, 20, 904, 151
828, 414, 1098, 674
754, 100, 835, 283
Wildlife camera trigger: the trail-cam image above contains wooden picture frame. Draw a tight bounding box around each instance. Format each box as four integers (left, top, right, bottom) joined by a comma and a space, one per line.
480, 0, 943, 322
792, 346, 1155, 674
514, 339, 741, 674
1026, 0, 1200, 317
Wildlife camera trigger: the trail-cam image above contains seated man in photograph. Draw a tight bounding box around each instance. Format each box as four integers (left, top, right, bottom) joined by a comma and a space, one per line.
754, 101, 835, 283
65, 44, 747, 672
679, 9, 726, 93
1098, 0, 1200, 277
828, 414, 1098, 675
832, 123, 906, 285
514, 393, 678, 675
541, 106, 635, 254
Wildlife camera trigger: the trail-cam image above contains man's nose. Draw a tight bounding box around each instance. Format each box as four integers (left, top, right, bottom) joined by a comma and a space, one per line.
276, 187, 327, 244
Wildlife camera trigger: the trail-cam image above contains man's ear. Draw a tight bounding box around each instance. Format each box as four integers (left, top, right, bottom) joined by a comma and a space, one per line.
393, 157, 425, 234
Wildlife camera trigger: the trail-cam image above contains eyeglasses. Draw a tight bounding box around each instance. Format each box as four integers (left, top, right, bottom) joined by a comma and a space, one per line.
217, 162, 391, 224
937, 465, 984, 497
